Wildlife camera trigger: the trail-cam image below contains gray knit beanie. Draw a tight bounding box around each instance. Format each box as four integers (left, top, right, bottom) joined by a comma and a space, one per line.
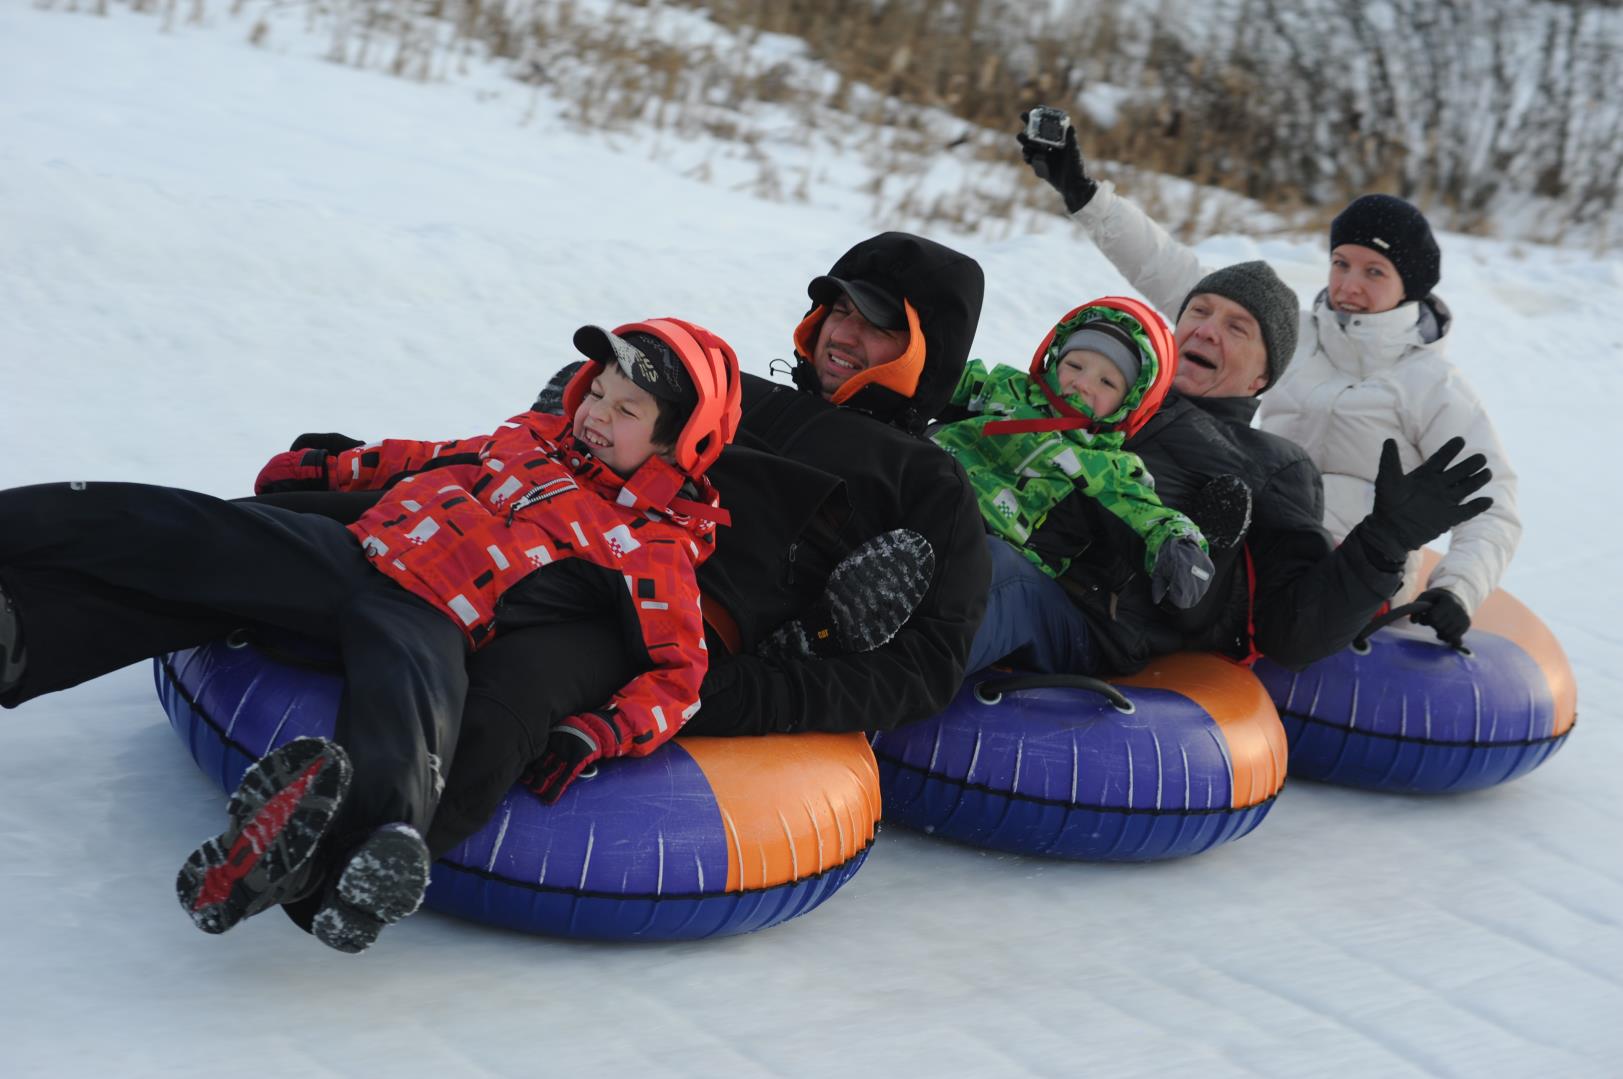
1176, 260, 1299, 393
1057, 323, 1142, 388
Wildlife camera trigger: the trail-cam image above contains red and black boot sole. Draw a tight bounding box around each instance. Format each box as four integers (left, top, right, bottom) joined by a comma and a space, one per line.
177, 737, 352, 935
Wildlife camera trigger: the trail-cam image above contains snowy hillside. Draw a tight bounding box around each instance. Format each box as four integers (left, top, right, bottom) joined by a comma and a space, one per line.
1, 5, 1620, 1077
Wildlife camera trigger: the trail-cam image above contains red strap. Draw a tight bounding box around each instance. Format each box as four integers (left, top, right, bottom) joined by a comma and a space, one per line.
671, 497, 732, 526
980, 416, 1090, 436
980, 372, 1098, 437
1237, 542, 1262, 668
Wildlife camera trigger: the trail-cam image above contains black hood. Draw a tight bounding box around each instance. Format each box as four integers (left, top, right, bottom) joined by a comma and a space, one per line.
794, 232, 985, 433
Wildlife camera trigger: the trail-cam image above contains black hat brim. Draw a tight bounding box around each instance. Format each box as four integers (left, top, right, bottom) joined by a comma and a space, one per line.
807, 275, 907, 331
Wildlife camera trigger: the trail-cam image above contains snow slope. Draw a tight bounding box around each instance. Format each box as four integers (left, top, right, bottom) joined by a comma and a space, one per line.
1, 5, 1620, 1077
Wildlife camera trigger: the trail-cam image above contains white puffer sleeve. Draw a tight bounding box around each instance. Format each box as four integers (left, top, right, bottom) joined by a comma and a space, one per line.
1411, 365, 1522, 613
1074, 182, 1209, 321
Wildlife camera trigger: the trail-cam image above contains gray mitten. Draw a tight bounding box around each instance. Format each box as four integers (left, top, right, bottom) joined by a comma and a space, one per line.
1151, 535, 1215, 609
757, 529, 936, 660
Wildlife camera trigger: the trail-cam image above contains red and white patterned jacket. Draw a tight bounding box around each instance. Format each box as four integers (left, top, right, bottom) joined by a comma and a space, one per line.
332, 411, 719, 763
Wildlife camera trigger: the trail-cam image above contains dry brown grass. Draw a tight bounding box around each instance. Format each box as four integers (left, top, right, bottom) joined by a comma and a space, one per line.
53, 0, 1622, 247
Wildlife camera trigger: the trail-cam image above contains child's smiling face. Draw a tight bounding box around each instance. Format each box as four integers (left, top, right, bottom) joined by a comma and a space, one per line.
571, 363, 671, 476
1055, 347, 1128, 419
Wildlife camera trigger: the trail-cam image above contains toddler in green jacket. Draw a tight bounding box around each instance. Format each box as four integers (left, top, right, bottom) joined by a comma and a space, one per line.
931, 297, 1214, 609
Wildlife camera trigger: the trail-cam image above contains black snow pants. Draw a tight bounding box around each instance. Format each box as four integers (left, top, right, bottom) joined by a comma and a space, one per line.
243, 490, 643, 862
0, 482, 469, 861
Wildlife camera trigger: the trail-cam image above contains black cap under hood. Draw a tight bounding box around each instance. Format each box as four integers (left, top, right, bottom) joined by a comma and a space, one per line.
793, 232, 985, 434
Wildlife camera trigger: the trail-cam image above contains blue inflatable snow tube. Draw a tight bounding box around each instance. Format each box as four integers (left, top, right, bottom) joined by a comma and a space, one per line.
870, 653, 1288, 860
1254, 577, 1576, 794
155, 638, 881, 940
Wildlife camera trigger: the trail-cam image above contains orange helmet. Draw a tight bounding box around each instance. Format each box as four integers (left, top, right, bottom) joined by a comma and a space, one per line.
1023, 295, 1177, 439
563, 317, 742, 479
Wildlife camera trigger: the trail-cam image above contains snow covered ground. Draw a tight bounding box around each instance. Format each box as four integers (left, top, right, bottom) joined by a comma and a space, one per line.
2, 4, 1620, 1076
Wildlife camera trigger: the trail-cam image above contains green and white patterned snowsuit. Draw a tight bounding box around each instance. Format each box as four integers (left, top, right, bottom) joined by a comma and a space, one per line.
931, 304, 1203, 579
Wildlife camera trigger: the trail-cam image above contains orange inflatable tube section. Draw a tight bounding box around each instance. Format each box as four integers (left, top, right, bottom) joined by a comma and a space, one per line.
1114, 653, 1288, 810
1416, 549, 1576, 737
683, 733, 882, 894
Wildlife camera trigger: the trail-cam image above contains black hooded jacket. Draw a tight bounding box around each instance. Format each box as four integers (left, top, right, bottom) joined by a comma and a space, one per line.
1051, 392, 1404, 673
686, 232, 992, 735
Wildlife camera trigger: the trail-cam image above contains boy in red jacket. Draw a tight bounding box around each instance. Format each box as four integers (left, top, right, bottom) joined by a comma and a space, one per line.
0, 317, 740, 953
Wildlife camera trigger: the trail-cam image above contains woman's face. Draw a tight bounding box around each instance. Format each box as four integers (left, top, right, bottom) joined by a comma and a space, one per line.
1329, 244, 1407, 314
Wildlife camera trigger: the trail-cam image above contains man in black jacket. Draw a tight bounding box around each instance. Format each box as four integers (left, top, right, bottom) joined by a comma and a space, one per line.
682, 232, 990, 737
971, 258, 1492, 676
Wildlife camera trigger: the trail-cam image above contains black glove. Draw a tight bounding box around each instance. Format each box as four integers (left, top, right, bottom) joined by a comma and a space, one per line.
757, 529, 936, 660
1151, 534, 1214, 609
1017, 114, 1098, 214
289, 432, 366, 454
1360, 437, 1494, 563
533, 360, 588, 415
1410, 588, 1471, 647
1182, 474, 1252, 551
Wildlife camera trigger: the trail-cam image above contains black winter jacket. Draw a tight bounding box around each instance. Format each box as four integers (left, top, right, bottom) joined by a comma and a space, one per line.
1052, 392, 1403, 673
683, 373, 991, 735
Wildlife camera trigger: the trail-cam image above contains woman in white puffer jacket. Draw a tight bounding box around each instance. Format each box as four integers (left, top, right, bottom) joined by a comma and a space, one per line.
1258, 195, 1520, 631
1016, 117, 1520, 644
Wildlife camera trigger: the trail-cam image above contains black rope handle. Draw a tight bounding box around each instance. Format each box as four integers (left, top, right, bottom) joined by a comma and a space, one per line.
973, 672, 1135, 713
224, 628, 344, 674
1352, 600, 1471, 656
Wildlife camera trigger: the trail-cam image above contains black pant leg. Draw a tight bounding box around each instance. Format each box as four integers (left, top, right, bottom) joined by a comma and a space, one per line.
0, 482, 369, 639
425, 617, 636, 858
0, 565, 236, 704
0, 483, 377, 705
327, 581, 470, 849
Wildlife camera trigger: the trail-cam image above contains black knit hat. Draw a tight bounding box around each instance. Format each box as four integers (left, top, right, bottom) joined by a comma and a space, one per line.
1176, 260, 1300, 393
1330, 194, 1441, 302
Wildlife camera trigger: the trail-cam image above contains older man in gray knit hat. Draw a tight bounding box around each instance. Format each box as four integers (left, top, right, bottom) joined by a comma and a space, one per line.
1173, 260, 1300, 396
1006, 115, 1495, 673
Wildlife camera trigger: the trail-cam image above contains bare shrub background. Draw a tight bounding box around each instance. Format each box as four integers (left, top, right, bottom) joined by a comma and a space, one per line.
47, 0, 1623, 247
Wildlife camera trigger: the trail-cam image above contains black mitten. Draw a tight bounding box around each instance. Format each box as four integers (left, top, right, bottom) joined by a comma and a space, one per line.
1410, 588, 1471, 647
533, 360, 588, 415
757, 529, 936, 660
289, 432, 366, 454
1361, 437, 1494, 564
1182, 474, 1253, 551
1016, 115, 1098, 214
